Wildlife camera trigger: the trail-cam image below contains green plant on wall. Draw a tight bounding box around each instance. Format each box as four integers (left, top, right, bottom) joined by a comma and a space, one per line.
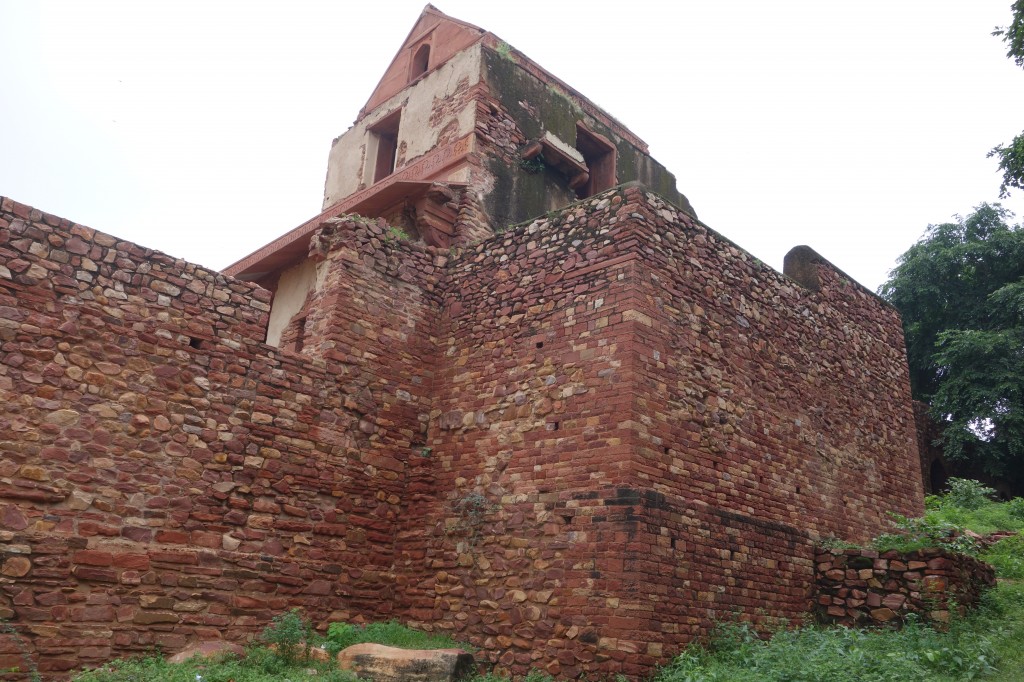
0, 618, 40, 682
384, 225, 411, 243
518, 156, 545, 174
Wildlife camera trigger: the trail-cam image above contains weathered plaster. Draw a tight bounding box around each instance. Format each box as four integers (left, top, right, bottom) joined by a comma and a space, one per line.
323, 44, 483, 209
265, 257, 324, 347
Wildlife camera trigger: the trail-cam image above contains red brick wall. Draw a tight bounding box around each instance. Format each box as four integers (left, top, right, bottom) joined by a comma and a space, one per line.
404, 184, 923, 677
0, 187, 923, 679
0, 200, 430, 675
623, 189, 923, 541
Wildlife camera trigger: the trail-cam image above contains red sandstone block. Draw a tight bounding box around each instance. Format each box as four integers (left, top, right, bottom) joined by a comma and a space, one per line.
156, 530, 190, 544
112, 553, 150, 570
73, 550, 113, 566
190, 531, 222, 548
71, 605, 116, 621
149, 550, 199, 565
71, 566, 119, 583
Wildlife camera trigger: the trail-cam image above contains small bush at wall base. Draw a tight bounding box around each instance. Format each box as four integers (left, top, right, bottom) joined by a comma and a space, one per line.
261, 608, 317, 663
651, 616, 999, 682
70, 647, 356, 682
326, 620, 468, 654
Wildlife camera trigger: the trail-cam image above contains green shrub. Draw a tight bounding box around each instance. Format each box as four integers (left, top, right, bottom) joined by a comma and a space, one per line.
261, 608, 316, 664
982, 533, 1024, 579
651, 618, 998, 682
926, 499, 1024, 535
942, 478, 997, 510
870, 513, 979, 556
326, 620, 466, 654
71, 647, 355, 682
1005, 497, 1024, 520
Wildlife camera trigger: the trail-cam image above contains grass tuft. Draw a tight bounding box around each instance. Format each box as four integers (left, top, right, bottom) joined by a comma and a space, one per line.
326, 620, 467, 654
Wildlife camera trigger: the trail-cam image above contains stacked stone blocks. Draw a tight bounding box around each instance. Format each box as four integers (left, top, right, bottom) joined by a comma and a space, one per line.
0, 185, 923, 678
815, 547, 996, 626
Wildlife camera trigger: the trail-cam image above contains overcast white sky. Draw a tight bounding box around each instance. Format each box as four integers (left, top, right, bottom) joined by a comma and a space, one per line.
2, 0, 1023, 292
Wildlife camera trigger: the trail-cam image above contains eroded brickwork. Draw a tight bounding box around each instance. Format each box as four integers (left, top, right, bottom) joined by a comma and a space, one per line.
1, 186, 922, 679
815, 547, 996, 626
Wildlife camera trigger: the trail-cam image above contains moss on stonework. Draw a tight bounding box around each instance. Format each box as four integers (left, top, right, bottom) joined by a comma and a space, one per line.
482, 49, 580, 142
613, 140, 688, 211
484, 156, 567, 229
480, 46, 695, 220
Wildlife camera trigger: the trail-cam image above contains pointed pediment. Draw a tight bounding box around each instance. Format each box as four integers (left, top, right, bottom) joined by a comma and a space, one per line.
358, 4, 487, 120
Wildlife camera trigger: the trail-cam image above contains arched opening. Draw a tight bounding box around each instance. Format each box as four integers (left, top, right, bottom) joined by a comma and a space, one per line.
410, 44, 430, 81
929, 458, 949, 494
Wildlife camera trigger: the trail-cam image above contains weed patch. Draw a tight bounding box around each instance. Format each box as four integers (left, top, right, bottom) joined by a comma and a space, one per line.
326, 620, 466, 654
71, 647, 354, 682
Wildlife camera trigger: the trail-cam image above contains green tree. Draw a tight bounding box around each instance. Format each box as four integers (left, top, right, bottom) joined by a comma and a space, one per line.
880, 204, 1024, 484
989, 1, 1024, 197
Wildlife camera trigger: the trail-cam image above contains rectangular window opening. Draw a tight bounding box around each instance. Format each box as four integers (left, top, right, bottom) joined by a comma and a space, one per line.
575, 124, 616, 199
370, 109, 402, 184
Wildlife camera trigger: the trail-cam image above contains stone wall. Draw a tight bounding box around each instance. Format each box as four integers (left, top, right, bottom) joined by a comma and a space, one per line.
626, 192, 922, 542
814, 547, 996, 626
0, 199, 433, 675
406, 184, 922, 677
0, 186, 923, 679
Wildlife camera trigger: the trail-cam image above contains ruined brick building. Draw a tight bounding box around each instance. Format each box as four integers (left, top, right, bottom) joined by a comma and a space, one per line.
0, 6, 924, 678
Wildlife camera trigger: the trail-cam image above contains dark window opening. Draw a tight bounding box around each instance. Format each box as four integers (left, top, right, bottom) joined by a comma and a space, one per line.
188, 337, 203, 350
929, 459, 948, 494
536, 341, 544, 349
371, 110, 402, 183
575, 124, 616, 199
410, 44, 430, 81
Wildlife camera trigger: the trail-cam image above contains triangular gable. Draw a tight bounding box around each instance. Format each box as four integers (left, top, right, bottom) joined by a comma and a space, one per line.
358, 4, 487, 120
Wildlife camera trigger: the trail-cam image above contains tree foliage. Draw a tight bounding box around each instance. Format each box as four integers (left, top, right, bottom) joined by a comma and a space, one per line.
989, 1, 1024, 197
993, 0, 1024, 68
880, 204, 1024, 482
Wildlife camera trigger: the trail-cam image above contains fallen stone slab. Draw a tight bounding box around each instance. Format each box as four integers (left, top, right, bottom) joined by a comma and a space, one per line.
336, 643, 475, 681
168, 641, 246, 664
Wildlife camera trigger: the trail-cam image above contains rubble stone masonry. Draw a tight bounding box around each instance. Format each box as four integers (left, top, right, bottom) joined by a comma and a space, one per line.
815, 547, 995, 626
0, 186, 923, 678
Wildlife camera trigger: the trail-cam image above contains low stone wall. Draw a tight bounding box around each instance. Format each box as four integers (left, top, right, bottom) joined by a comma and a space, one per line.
814, 548, 996, 626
